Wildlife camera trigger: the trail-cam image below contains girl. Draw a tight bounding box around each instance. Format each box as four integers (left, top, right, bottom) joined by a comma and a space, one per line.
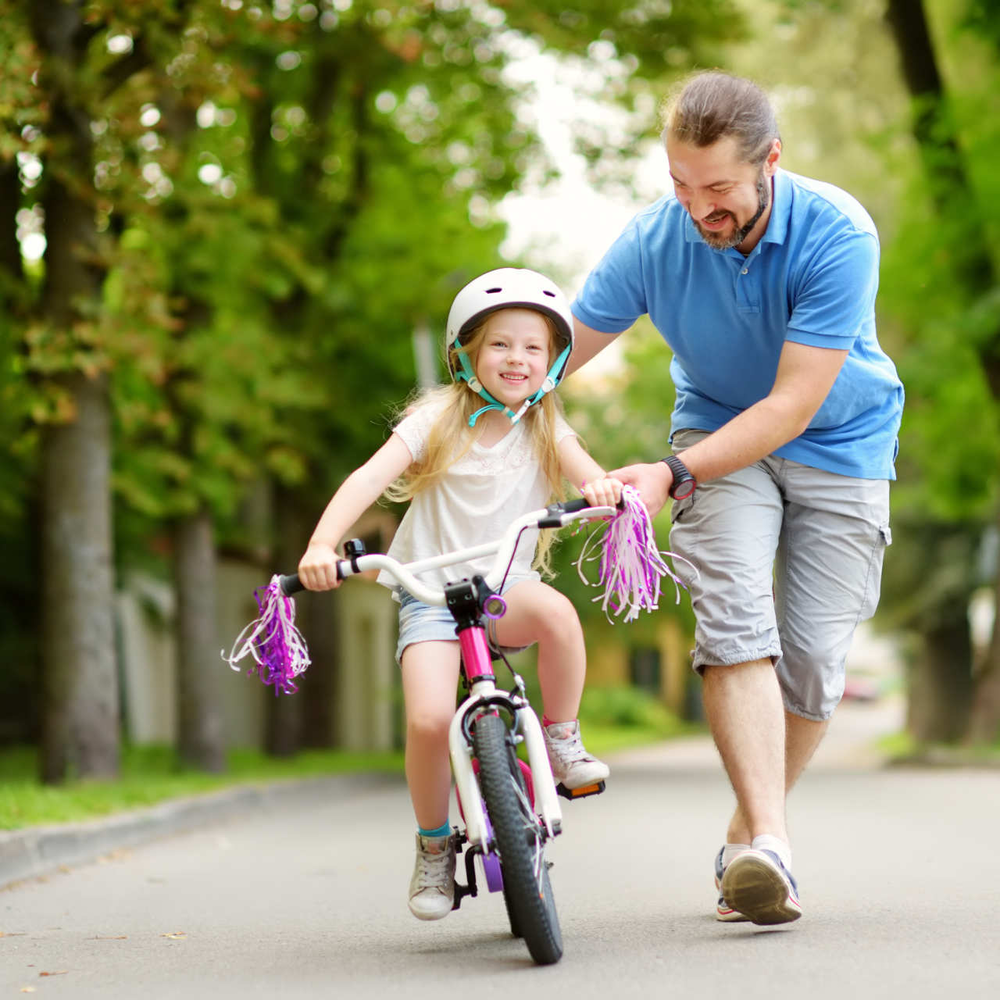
297, 268, 621, 921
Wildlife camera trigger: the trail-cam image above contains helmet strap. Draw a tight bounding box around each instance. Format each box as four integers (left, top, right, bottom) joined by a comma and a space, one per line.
455, 341, 571, 427
516, 342, 572, 415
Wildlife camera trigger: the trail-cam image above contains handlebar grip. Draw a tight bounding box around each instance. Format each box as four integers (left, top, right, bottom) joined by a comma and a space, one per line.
563, 496, 626, 513
280, 558, 353, 595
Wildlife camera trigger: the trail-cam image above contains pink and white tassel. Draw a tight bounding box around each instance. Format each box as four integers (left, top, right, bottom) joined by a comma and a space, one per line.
576, 485, 697, 622
221, 575, 311, 695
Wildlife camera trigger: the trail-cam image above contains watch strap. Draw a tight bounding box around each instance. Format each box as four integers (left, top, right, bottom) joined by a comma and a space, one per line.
661, 455, 696, 499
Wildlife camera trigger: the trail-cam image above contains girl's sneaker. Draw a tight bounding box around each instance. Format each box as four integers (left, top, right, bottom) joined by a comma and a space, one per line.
543, 721, 610, 790
407, 832, 456, 921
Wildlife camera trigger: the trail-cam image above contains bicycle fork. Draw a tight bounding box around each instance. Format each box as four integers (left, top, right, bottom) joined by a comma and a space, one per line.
449, 683, 563, 852
449, 683, 562, 911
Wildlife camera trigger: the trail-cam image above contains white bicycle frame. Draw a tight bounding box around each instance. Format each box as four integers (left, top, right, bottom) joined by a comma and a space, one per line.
335, 501, 614, 850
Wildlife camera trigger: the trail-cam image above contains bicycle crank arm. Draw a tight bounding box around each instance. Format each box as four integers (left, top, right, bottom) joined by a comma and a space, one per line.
452, 842, 481, 911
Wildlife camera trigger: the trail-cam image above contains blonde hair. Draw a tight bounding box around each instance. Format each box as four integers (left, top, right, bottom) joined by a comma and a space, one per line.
384, 313, 569, 575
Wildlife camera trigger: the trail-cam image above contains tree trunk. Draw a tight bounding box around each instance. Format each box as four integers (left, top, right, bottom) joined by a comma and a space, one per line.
906, 609, 974, 743
33, 1, 119, 783
39, 372, 118, 782
173, 509, 226, 772
885, 0, 999, 744
968, 511, 1000, 744
300, 588, 340, 749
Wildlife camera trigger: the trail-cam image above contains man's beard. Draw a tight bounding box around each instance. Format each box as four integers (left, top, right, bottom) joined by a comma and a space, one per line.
695, 171, 770, 250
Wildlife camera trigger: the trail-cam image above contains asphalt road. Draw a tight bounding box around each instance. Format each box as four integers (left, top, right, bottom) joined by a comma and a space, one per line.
2, 699, 999, 999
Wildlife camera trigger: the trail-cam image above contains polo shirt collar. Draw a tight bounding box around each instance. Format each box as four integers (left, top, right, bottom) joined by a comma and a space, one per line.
682, 167, 792, 246
762, 168, 790, 245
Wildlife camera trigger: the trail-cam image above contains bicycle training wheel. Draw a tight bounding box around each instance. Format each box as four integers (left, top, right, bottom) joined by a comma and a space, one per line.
473, 712, 563, 965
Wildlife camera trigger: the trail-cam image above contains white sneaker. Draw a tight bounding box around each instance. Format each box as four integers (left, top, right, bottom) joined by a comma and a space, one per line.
720, 848, 802, 925
407, 832, 456, 921
543, 721, 610, 789
715, 846, 750, 922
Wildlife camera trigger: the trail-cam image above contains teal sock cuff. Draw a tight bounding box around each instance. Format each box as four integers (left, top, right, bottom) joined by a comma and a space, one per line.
418, 821, 451, 839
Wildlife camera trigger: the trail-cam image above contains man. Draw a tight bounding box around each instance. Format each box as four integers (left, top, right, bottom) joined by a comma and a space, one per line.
569, 71, 903, 925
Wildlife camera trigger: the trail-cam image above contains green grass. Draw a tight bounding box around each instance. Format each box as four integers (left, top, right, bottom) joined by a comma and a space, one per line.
0, 687, 697, 831
877, 730, 1000, 767
0, 744, 405, 831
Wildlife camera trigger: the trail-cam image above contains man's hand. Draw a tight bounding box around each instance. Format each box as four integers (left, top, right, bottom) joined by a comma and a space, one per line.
297, 542, 342, 591
607, 462, 673, 518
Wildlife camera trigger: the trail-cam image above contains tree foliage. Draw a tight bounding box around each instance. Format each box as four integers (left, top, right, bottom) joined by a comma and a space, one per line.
0, 0, 748, 760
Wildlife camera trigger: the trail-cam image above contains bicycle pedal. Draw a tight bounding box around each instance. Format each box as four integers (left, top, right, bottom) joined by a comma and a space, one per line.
556, 780, 605, 800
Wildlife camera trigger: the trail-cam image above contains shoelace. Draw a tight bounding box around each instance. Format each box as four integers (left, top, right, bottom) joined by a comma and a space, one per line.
547, 732, 593, 766
414, 848, 452, 891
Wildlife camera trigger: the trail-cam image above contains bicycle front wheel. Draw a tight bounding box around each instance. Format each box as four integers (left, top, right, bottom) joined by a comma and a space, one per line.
473, 712, 563, 965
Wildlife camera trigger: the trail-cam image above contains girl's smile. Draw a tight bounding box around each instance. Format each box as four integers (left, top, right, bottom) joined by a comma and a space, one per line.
474, 308, 553, 408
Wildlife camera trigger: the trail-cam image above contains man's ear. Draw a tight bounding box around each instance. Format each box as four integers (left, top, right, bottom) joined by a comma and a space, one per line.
764, 138, 782, 176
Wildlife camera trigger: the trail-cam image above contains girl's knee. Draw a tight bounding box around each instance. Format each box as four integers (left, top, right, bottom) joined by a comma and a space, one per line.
406, 709, 451, 744
521, 584, 576, 625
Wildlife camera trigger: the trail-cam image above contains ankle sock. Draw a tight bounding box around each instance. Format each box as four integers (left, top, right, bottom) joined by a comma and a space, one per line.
752, 834, 792, 871
722, 843, 751, 868
418, 821, 451, 839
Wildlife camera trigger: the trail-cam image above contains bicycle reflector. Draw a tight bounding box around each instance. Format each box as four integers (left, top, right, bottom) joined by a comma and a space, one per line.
483, 595, 507, 620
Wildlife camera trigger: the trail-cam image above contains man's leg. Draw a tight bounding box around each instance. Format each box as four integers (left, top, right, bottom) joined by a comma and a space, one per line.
723, 708, 829, 844
701, 659, 788, 845
704, 658, 803, 924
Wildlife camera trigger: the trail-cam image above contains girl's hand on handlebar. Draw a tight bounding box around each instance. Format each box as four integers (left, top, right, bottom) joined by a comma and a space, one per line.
297, 542, 342, 591
581, 476, 623, 512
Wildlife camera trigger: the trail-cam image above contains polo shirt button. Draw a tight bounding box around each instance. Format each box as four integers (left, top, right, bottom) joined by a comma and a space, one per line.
741, 268, 748, 274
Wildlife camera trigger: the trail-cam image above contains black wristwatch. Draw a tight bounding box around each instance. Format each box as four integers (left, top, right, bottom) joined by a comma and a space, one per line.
661, 455, 697, 500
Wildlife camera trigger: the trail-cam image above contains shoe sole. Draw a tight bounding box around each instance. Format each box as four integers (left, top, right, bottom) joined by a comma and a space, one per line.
721, 854, 802, 926
408, 892, 453, 921
716, 901, 750, 922
714, 875, 749, 922
554, 765, 611, 789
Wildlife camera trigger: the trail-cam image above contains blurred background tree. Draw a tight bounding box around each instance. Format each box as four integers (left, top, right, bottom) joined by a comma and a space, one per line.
0, 0, 743, 779
3, 0, 1000, 779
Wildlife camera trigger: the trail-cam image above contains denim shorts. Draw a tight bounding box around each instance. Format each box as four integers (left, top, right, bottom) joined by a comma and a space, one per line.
394, 578, 534, 665
668, 429, 892, 721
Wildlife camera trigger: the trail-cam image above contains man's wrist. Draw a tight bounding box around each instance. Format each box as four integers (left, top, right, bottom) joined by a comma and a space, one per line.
660, 455, 697, 500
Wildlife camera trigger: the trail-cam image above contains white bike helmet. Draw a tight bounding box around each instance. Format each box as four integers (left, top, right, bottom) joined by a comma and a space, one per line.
445, 267, 575, 426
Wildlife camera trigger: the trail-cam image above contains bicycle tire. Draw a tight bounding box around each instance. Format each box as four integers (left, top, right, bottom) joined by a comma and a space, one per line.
474, 712, 562, 965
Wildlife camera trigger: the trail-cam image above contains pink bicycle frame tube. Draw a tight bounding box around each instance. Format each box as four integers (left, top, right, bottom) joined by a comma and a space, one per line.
458, 625, 493, 681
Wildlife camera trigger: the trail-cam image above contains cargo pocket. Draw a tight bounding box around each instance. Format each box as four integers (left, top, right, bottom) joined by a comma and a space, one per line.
859, 523, 891, 621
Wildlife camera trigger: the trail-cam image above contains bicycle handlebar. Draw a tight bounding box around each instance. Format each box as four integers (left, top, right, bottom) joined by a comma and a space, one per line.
279, 497, 618, 604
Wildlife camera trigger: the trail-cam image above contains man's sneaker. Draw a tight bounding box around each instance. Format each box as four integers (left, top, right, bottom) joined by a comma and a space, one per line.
407, 832, 456, 921
543, 721, 610, 790
715, 847, 749, 922
720, 848, 802, 925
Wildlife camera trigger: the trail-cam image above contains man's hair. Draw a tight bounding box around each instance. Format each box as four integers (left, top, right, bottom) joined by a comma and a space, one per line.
660, 71, 778, 166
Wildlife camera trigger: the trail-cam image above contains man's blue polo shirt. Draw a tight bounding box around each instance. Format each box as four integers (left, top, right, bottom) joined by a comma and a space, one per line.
572, 169, 903, 480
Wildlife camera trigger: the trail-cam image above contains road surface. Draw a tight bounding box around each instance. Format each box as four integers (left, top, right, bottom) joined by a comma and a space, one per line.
2, 698, 998, 998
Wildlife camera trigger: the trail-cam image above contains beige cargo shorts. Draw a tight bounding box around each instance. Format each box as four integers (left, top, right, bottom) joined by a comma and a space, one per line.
668, 429, 892, 721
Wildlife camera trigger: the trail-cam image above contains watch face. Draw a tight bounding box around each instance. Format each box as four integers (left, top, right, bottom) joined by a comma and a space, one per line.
673, 478, 696, 500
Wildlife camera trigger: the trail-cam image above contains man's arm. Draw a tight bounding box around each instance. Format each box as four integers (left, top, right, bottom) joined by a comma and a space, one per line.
566, 317, 624, 376
612, 340, 849, 516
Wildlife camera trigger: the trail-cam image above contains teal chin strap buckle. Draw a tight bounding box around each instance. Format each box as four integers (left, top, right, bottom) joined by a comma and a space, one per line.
457, 342, 571, 428
456, 354, 515, 427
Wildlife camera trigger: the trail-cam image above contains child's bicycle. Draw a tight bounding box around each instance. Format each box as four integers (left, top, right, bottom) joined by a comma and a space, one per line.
280, 497, 615, 966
